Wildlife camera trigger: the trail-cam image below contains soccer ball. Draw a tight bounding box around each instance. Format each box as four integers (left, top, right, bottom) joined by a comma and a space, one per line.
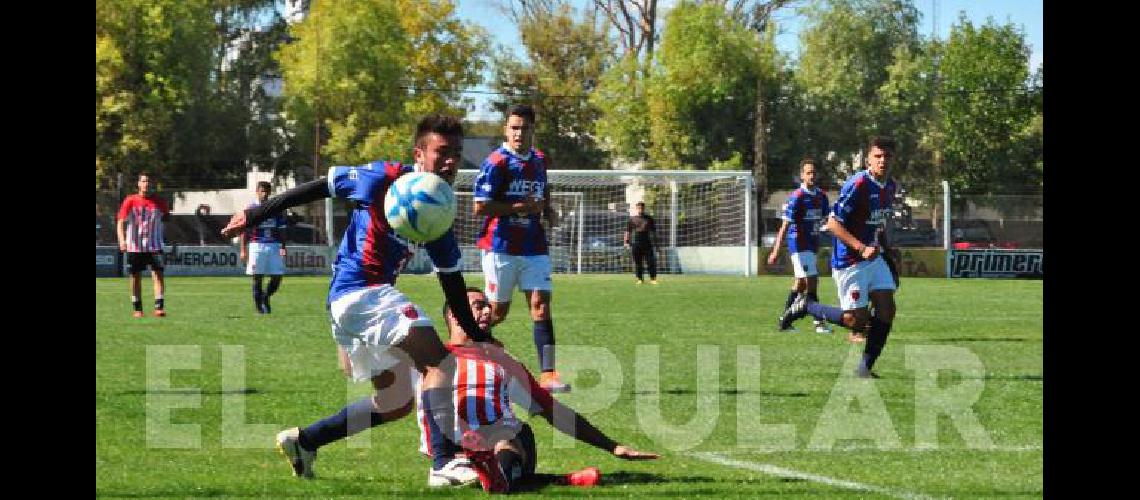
383, 171, 457, 243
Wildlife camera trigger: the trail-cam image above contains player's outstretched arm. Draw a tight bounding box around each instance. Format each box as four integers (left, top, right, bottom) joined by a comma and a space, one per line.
222, 179, 331, 237
541, 399, 661, 460
436, 271, 493, 343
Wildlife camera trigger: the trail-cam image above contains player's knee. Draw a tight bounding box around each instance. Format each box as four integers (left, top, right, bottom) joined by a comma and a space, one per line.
843, 311, 869, 329
530, 303, 549, 320
388, 398, 415, 421
529, 298, 550, 320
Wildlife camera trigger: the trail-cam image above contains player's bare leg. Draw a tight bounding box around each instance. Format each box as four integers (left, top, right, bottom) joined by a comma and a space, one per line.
129, 272, 144, 317
152, 270, 166, 316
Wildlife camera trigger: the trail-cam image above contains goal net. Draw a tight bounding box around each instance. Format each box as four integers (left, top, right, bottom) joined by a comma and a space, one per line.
451, 170, 754, 276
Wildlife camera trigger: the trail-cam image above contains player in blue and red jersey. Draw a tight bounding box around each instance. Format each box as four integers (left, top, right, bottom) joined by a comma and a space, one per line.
472, 104, 569, 393
220, 115, 495, 484
769, 157, 832, 334
116, 172, 170, 318
782, 136, 901, 378
240, 181, 288, 314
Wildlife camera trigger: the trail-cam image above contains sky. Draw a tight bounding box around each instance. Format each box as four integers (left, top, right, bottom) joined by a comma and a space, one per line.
455, 0, 1043, 121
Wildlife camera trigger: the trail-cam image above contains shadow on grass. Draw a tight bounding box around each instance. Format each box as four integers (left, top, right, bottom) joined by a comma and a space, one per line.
632, 389, 810, 397
113, 388, 325, 395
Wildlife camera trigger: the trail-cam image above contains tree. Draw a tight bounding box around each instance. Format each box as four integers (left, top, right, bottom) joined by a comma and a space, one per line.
936, 14, 1039, 196
490, 1, 613, 169
96, 0, 218, 188
276, 0, 487, 169
591, 54, 652, 163
97, 0, 301, 189
645, 1, 780, 170
593, 0, 657, 68
795, 0, 922, 176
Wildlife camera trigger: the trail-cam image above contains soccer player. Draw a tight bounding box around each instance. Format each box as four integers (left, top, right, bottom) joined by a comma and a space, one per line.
472, 104, 569, 393
769, 157, 832, 334
781, 136, 901, 378
220, 115, 493, 483
240, 181, 288, 314
420, 287, 659, 492
623, 202, 659, 285
116, 172, 170, 318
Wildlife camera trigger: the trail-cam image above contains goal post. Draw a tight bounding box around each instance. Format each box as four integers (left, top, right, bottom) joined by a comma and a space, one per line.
451, 170, 755, 276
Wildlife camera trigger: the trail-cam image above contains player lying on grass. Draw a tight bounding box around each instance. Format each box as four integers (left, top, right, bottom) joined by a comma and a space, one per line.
417, 287, 660, 492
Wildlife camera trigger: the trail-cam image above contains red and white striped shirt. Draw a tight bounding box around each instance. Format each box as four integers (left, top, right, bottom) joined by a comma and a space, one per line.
417, 344, 554, 455
117, 194, 169, 253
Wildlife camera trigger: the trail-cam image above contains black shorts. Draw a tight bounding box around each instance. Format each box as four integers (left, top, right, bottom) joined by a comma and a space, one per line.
127, 252, 165, 274
516, 422, 537, 477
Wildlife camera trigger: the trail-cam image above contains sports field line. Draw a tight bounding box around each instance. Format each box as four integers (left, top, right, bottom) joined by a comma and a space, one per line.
688, 451, 945, 500
730, 444, 1042, 454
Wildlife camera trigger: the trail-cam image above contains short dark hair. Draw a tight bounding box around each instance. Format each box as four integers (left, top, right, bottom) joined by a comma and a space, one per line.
441, 287, 486, 333
635, 202, 646, 209
868, 136, 897, 153
508, 104, 536, 123
414, 114, 464, 149
137, 171, 152, 181
256, 181, 272, 192
799, 156, 817, 171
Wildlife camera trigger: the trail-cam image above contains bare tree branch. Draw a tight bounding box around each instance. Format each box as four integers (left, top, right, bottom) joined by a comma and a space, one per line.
594, 0, 633, 54
615, 0, 638, 55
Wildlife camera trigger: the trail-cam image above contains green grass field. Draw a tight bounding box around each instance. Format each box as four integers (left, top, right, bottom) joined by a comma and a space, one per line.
96, 274, 1042, 499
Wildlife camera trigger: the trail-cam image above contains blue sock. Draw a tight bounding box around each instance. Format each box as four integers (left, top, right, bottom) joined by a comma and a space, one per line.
807, 302, 845, 325
533, 320, 555, 372
421, 388, 459, 470
298, 397, 384, 451
859, 316, 893, 372
783, 290, 799, 310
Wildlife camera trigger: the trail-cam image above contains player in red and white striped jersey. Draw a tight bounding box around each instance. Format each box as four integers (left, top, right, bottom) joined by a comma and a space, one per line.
116, 172, 170, 318
419, 288, 659, 492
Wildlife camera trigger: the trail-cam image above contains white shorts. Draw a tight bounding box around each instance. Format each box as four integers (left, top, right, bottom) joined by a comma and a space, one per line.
328, 286, 434, 382
246, 242, 285, 275
789, 251, 819, 278
481, 251, 552, 303
833, 256, 897, 311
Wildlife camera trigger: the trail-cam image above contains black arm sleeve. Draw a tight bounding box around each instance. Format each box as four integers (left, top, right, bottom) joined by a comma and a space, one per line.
436, 271, 490, 342
244, 179, 331, 228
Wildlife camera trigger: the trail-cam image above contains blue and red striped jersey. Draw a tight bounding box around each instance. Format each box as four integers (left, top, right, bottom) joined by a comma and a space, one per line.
326, 161, 461, 303
781, 185, 830, 254
473, 146, 549, 256
830, 171, 897, 270
244, 202, 287, 244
